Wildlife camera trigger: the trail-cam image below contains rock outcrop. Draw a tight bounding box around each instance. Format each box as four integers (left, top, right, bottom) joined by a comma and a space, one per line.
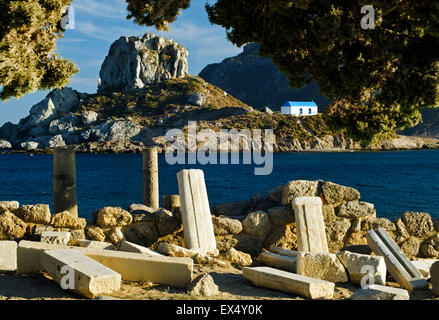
98, 33, 188, 93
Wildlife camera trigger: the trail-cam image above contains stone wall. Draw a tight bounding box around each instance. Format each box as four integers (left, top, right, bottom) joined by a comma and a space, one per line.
1, 180, 438, 260
210, 180, 439, 260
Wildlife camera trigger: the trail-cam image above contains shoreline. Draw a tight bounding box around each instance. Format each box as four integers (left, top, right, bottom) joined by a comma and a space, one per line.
1, 145, 439, 155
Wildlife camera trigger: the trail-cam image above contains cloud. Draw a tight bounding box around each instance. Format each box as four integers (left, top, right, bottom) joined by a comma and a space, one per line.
57, 2, 243, 84
160, 21, 242, 68
69, 76, 99, 93
74, 21, 143, 41
72, 0, 126, 20
59, 37, 88, 43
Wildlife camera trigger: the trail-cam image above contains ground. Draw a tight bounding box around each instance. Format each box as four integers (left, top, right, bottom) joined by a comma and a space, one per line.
0, 263, 436, 300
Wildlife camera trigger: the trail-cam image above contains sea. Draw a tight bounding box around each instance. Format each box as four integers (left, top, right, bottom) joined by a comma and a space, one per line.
0, 150, 438, 220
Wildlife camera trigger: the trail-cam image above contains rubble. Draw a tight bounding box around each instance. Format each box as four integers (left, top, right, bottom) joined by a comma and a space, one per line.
3, 178, 439, 300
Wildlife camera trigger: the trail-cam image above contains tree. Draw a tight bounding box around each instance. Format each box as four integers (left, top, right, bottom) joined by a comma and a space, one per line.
0, 0, 79, 100
126, 0, 190, 31
0, 0, 190, 101
130, 0, 439, 143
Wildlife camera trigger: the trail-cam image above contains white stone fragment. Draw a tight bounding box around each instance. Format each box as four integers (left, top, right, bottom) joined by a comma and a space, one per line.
0, 241, 17, 271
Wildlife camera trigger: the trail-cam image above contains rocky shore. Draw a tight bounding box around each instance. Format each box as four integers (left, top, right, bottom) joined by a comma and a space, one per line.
1, 130, 438, 154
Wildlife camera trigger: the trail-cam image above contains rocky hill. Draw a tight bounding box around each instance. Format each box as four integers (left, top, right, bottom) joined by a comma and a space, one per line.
0, 34, 437, 153
198, 43, 330, 111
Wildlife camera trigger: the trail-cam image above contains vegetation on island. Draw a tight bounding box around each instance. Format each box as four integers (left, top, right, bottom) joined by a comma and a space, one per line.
129, 0, 439, 143
0, 0, 437, 144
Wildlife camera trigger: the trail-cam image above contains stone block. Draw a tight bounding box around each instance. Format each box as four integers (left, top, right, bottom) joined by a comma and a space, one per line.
297, 252, 348, 283
269, 247, 298, 257
336, 250, 386, 285
430, 261, 439, 295
292, 197, 328, 253
40, 249, 121, 298
257, 251, 297, 272
366, 228, 428, 291
40, 231, 71, 245
350, 284, 409, 300
119, 241, 163, 256
0, 241, 17, 271
177, 169, 216, 255
243, 266, 334, 300
411, 259, 437, 278
17, 241, 193, 288
0, 201, 19, 212
78, 240, 115, 250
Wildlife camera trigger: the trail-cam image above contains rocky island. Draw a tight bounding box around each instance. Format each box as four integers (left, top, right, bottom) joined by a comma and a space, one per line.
0, 34, 437, 154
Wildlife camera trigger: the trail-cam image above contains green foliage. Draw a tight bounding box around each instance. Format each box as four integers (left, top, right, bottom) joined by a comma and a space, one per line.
186, 76, 204, 94
0, 0, 79, 100
132, 0, 439, 143
216, 112, 324, 140
81, 77, 250, 120
125, 0, 190, 31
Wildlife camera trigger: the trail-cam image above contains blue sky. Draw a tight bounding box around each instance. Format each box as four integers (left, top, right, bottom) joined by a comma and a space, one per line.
0, 0, 242, 126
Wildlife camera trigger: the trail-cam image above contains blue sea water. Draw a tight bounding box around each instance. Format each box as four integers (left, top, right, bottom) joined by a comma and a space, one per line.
0, 150, 438, 220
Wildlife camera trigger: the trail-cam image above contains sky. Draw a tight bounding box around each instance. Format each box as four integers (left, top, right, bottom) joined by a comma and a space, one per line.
0, 0, 242, 126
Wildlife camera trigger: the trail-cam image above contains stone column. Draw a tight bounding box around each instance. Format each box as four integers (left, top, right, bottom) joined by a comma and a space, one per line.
163, 195, 181, 211
143, 148, 159, 209
53, 147, 78, 217
177, 169, 216, 255
292, 197, 328, 253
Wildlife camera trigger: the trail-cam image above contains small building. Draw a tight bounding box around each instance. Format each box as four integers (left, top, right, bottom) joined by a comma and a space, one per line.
280, 101, 318, 116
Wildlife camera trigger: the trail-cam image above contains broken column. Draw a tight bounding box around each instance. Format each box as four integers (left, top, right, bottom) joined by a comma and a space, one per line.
292, 197, 328, 253
40, 249, 121, 298
257, 251, 297, 272
366, 228, 428, 291
17, 240, 193, 288
53, 147, 78, 217
143, 148, 159, 209
243, 266, 334, 300
177, 169, 217, 255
